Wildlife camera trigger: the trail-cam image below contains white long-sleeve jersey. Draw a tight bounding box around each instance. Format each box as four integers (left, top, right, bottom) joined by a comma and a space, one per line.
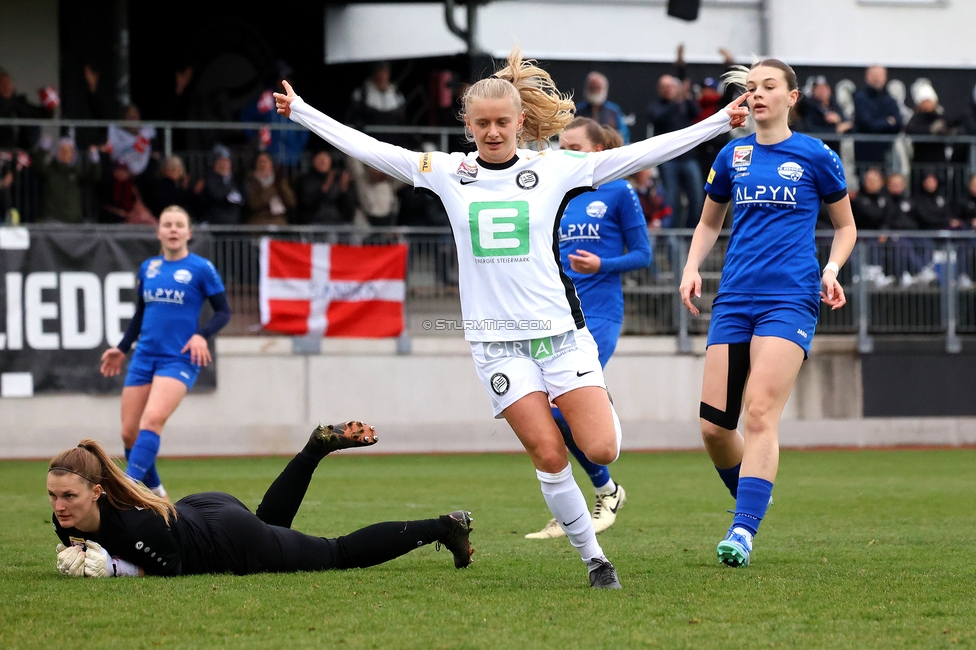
289, 97, 731, 341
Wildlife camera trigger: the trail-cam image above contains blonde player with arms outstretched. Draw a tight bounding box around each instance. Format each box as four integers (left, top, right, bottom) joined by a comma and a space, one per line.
275, 49, 748, 589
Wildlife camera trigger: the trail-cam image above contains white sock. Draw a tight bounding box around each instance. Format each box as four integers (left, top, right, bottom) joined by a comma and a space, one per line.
537, 465, 605, 565
594, 478, 616, 496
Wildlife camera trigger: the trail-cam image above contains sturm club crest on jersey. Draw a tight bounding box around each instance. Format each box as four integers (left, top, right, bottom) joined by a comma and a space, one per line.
490, 372, 510, 395
516, 170, 539, 190
456, 160, 478, 179
777, 162, 804, 182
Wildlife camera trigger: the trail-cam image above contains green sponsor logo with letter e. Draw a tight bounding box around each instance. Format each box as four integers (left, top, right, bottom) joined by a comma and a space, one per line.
469, 201, 530, 257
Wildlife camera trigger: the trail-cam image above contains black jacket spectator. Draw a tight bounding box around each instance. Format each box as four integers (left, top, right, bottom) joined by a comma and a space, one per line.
296, 151, 354, 225
905, 98, 949, 164
884, 190, 919, 230
201, 170, 244, 225
853, 67, 902, 164
913, 178, 952, 230
953, 178, 976, 230
647, 81, 701, 163
0, 68, 52, 150
852, 190, 889, 230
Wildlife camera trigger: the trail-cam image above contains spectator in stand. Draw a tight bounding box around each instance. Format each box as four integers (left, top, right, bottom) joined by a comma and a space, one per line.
100, 161, 155, 225
34, 136, 101, 223
296, 149, 354, 225
574, 72, 630, 144
629, 168, 673, 229
851, 167, 894, 288
346, 62, 408, 146
952, 174, 976, 288
851, 167, 888, 231
106, 102, 159, 202
151, 155, 200, 217
883, 172, 935, 287
884, 173, 919, 231
346, 157, 404, 228
0, 151, 14, 222
795, 76, 852, 152
913, 172, 952, 231
200, 145, 244, 226
0, 66, 53, 150
245, 151, 296, 226
648, 70, 703, 228
853, 66, 902, 165
240, 63, 309, 167
905, 82, 949, 168
953, 174, 976, 231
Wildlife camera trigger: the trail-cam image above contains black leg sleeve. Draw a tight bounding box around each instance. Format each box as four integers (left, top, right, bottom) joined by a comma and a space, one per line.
332, 519, 450, 570
255, 451, 320, 528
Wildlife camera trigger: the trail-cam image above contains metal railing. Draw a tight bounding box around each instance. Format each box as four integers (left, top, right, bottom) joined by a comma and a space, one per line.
9, 224, 976, 352
17, 223, 969, 352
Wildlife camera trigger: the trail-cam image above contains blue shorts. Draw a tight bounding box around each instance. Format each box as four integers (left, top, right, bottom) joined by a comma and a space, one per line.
707, 293, 820, 356
585, 317, 622, 368
124, 353, 201, 389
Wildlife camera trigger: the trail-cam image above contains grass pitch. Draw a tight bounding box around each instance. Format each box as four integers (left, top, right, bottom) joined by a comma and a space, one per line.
2, 448, 974, 649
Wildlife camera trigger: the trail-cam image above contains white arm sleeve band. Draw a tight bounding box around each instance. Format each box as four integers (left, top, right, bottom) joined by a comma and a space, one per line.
112, 557, 141, 577
288, 97, 418, 185
590, 109, 732, 187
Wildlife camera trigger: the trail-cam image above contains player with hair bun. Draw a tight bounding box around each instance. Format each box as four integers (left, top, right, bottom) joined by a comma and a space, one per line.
679, 59, 857, 567
99, 205, 231, 499
526, 117, 650, 540
275, 47, 749, 588
50, 425, 474, 577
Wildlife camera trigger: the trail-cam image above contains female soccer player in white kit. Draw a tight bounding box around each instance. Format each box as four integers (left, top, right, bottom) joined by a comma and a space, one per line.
680, 59, 857, 568
276, 49, 748, 588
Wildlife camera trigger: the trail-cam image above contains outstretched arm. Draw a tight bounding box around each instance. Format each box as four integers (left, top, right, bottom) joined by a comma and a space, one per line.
275, 81, 418, 185
591, 93, 750, 186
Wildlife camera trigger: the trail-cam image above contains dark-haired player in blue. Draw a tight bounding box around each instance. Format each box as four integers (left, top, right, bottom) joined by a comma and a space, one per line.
679, 60, 857, 567
526, 117, 651, 540
100, 205, 231, 499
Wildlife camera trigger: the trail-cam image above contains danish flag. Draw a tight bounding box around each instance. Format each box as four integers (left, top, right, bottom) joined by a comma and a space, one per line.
259, 239, 408, 337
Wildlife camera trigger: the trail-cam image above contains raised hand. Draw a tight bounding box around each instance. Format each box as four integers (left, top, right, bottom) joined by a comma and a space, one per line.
273, 80, 298, 118
724, 92, 752, 129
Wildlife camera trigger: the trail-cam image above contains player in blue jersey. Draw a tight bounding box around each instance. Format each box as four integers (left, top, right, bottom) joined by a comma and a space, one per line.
99, 205, 232, 499
680, 60, 857, 567
526, 118, 650, 540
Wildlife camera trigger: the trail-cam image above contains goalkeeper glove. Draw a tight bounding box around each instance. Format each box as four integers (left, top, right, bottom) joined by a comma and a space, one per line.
83, 540, 140, 577
55, 544, 86, 578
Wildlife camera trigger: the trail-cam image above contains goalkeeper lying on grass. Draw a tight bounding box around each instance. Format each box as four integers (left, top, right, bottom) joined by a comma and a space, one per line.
48, 424, 474, 577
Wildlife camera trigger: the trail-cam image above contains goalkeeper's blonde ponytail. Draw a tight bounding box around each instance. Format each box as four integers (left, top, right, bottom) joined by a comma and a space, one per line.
49, 440, 176, 524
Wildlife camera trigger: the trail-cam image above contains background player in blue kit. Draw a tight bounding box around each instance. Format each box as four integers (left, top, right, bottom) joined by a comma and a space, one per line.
100, 206, 231, 499
526, 117, 650, 540
679, 60, 857, 567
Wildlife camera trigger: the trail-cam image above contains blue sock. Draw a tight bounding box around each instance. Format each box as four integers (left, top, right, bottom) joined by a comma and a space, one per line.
716, 463, 741, 498
142, 463, 162, 489
127, 445, 161, 488
126, 430, 161, 483
731, 476, 773, 536
552, 407, 612, 489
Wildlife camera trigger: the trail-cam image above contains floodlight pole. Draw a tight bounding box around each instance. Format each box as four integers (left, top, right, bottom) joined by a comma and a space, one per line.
758, 0, 771, 56
444, 0, 481, 56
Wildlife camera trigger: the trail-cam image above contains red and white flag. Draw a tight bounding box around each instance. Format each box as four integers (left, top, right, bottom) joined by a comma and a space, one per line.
260, 239, 408, 337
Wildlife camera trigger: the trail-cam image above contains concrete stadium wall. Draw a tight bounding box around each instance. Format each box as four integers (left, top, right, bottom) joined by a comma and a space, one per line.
3, 335, 974, 460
